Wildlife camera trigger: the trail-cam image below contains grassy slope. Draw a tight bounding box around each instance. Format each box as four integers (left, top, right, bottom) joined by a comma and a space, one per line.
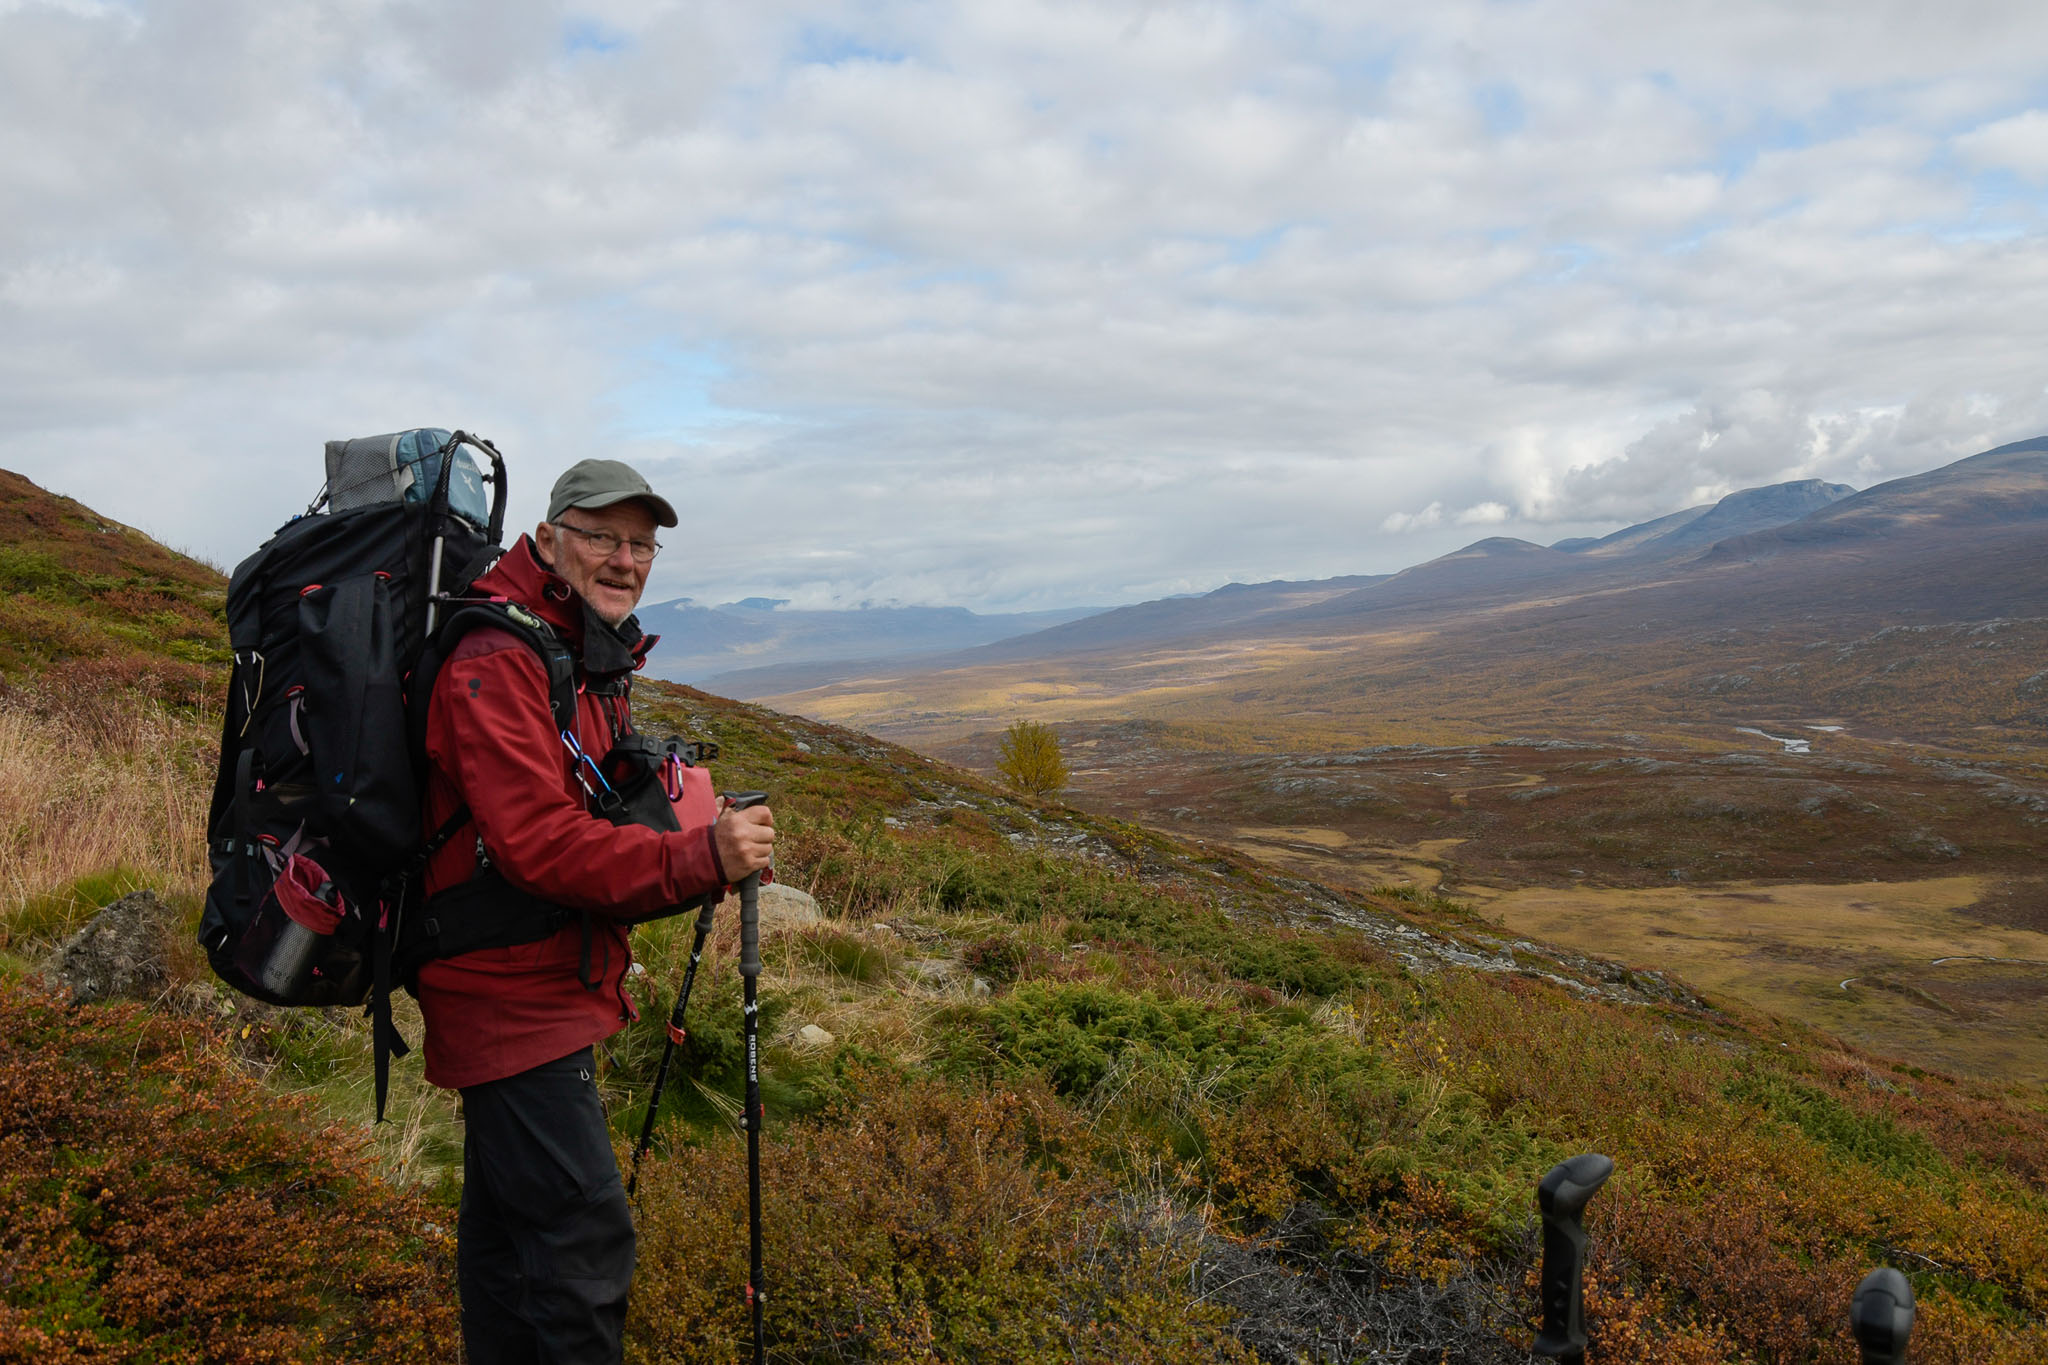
0, 468, 227, 706
2, 469, 2046, 1361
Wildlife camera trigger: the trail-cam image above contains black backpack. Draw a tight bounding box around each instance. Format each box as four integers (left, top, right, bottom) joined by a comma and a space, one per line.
200, 429, 515, 1008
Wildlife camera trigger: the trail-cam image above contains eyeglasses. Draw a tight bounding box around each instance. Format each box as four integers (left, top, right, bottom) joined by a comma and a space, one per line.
552, 521, 663, 562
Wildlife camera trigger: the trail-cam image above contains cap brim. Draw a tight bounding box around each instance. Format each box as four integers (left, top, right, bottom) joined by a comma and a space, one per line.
572, 489, 679, 527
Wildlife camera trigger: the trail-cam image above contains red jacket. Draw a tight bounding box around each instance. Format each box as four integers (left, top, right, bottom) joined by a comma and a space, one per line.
416, 537, 725, 1089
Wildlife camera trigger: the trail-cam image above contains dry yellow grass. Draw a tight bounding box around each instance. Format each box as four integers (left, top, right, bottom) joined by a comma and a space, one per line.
1227, 827, 1467, 891
1469, 876, 2048, 1085
0, 691, 213, 941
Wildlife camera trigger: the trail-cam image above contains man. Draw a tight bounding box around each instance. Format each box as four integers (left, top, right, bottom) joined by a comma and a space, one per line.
415, 458, 774, 1363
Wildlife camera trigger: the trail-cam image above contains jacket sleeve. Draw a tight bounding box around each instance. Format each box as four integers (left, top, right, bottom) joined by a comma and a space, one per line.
425, 630, 728, 917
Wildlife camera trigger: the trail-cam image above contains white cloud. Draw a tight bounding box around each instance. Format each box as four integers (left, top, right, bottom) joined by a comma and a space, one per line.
2, 1, 2048, 609
1954, 109, 2048, 181
1381, 503, 1444, 534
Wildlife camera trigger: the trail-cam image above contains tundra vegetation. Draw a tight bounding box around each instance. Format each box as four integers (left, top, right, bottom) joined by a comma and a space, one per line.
2, 472, 2045, 1362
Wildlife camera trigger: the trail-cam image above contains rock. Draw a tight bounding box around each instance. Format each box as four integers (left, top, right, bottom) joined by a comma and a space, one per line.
41, 889, 176, 1005
971, 976, 992, 996
796, 1023, 836, 1049
905, 957, 961, 985
757, 882, 822, 935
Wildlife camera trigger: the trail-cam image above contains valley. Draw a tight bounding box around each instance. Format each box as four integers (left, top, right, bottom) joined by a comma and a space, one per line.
926, 720, 2048, 1087
748, 441, 2048, 1093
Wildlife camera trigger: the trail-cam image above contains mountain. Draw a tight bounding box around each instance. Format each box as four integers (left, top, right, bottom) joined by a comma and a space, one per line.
1549, 479, 1854, 559
695, 475, 1859, 702
1550, 503, 1711, 554
946, 573, 1389, 666
1708, 436, 2048, 560
638, 597, 1100, 685
1282, 476, 1860, 626
757, 439, 2048, 752
1626, 478, 1855, 554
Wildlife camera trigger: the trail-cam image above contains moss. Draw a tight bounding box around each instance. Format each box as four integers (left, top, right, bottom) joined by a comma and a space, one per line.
1724, 1066, 1950, 1179
5, 865, 154, 949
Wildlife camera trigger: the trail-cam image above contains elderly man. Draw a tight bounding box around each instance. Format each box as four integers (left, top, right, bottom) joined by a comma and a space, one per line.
414, 458, 774, 1364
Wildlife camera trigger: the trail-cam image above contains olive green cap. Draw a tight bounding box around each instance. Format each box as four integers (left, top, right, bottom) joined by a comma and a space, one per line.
547, 458, 678, 528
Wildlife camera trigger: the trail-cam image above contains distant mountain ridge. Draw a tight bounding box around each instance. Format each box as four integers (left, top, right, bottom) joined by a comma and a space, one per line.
1708, 436, 2048, 561
639, 598, 1101, 683
749, 437, 2048, 753
705, 470, 1884, 697
634, 448, 2037, 697
1620, 478, 1856, 555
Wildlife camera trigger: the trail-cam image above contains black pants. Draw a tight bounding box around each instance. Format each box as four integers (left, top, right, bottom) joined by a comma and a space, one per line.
458, 1047, 636, 1364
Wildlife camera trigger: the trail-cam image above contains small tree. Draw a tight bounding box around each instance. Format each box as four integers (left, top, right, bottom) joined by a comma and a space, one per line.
995, 719, 1067, 798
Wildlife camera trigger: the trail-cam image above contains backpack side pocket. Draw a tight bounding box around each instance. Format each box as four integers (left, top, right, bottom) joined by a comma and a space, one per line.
298, 574, 417, 863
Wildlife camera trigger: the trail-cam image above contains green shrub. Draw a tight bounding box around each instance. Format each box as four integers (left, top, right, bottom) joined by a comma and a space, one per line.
1724, 1066, 1948, 1179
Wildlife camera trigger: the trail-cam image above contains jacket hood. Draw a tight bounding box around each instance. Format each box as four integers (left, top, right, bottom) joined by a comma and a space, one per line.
471, 535, 657, 676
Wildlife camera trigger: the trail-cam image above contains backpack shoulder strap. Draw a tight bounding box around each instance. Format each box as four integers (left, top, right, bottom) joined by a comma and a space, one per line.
375, 598, 583, 1123
408, 599, 580, 757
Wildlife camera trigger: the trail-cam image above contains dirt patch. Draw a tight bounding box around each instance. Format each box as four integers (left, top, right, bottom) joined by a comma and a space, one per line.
1956, 876, 2048, 933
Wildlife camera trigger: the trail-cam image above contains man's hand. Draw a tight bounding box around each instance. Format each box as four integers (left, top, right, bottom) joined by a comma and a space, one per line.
714, 800, 775, 879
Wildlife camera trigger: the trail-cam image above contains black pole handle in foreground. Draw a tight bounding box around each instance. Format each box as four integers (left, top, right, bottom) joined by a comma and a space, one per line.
1851, 1267, 1914, 1365
1532, 1152, 1614, 1362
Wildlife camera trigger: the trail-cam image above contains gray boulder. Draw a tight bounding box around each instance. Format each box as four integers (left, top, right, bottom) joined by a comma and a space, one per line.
41, 889, 176, 1005
757, 881, 822, 935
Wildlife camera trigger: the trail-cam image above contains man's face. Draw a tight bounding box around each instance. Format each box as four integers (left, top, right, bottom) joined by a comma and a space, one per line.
534, 499, 659, 626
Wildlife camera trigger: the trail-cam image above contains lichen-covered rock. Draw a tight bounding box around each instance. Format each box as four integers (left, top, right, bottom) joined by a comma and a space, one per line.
40, 888, 175, 1005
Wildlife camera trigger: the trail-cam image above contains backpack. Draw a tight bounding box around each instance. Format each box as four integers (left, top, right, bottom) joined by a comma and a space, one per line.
200, 429, 510, 1007
200, 429, 718, 1116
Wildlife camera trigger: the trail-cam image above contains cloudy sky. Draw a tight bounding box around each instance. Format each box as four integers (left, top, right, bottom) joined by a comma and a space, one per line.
6, 0, 2048, 611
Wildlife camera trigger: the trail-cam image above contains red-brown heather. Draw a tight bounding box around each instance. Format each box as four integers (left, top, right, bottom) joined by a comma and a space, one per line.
0, 982, 461, 1362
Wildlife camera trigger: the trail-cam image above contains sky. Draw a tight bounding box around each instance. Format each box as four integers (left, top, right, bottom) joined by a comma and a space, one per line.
5, 0, 2048, 612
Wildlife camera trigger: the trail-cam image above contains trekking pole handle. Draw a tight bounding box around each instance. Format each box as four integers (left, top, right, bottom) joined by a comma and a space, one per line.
737, 872, 763, 980
1532, 1152, 1614, 1363
723, 791, 769, 981
1850, 1268, 1914, 1365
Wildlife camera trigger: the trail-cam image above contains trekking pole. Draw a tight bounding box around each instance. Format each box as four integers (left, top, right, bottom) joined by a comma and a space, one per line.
1850, 1267, 1914, 1365
727, 791, 771, 1365
1531, 1153, 1614, 1363
627, 894, 721, 1199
